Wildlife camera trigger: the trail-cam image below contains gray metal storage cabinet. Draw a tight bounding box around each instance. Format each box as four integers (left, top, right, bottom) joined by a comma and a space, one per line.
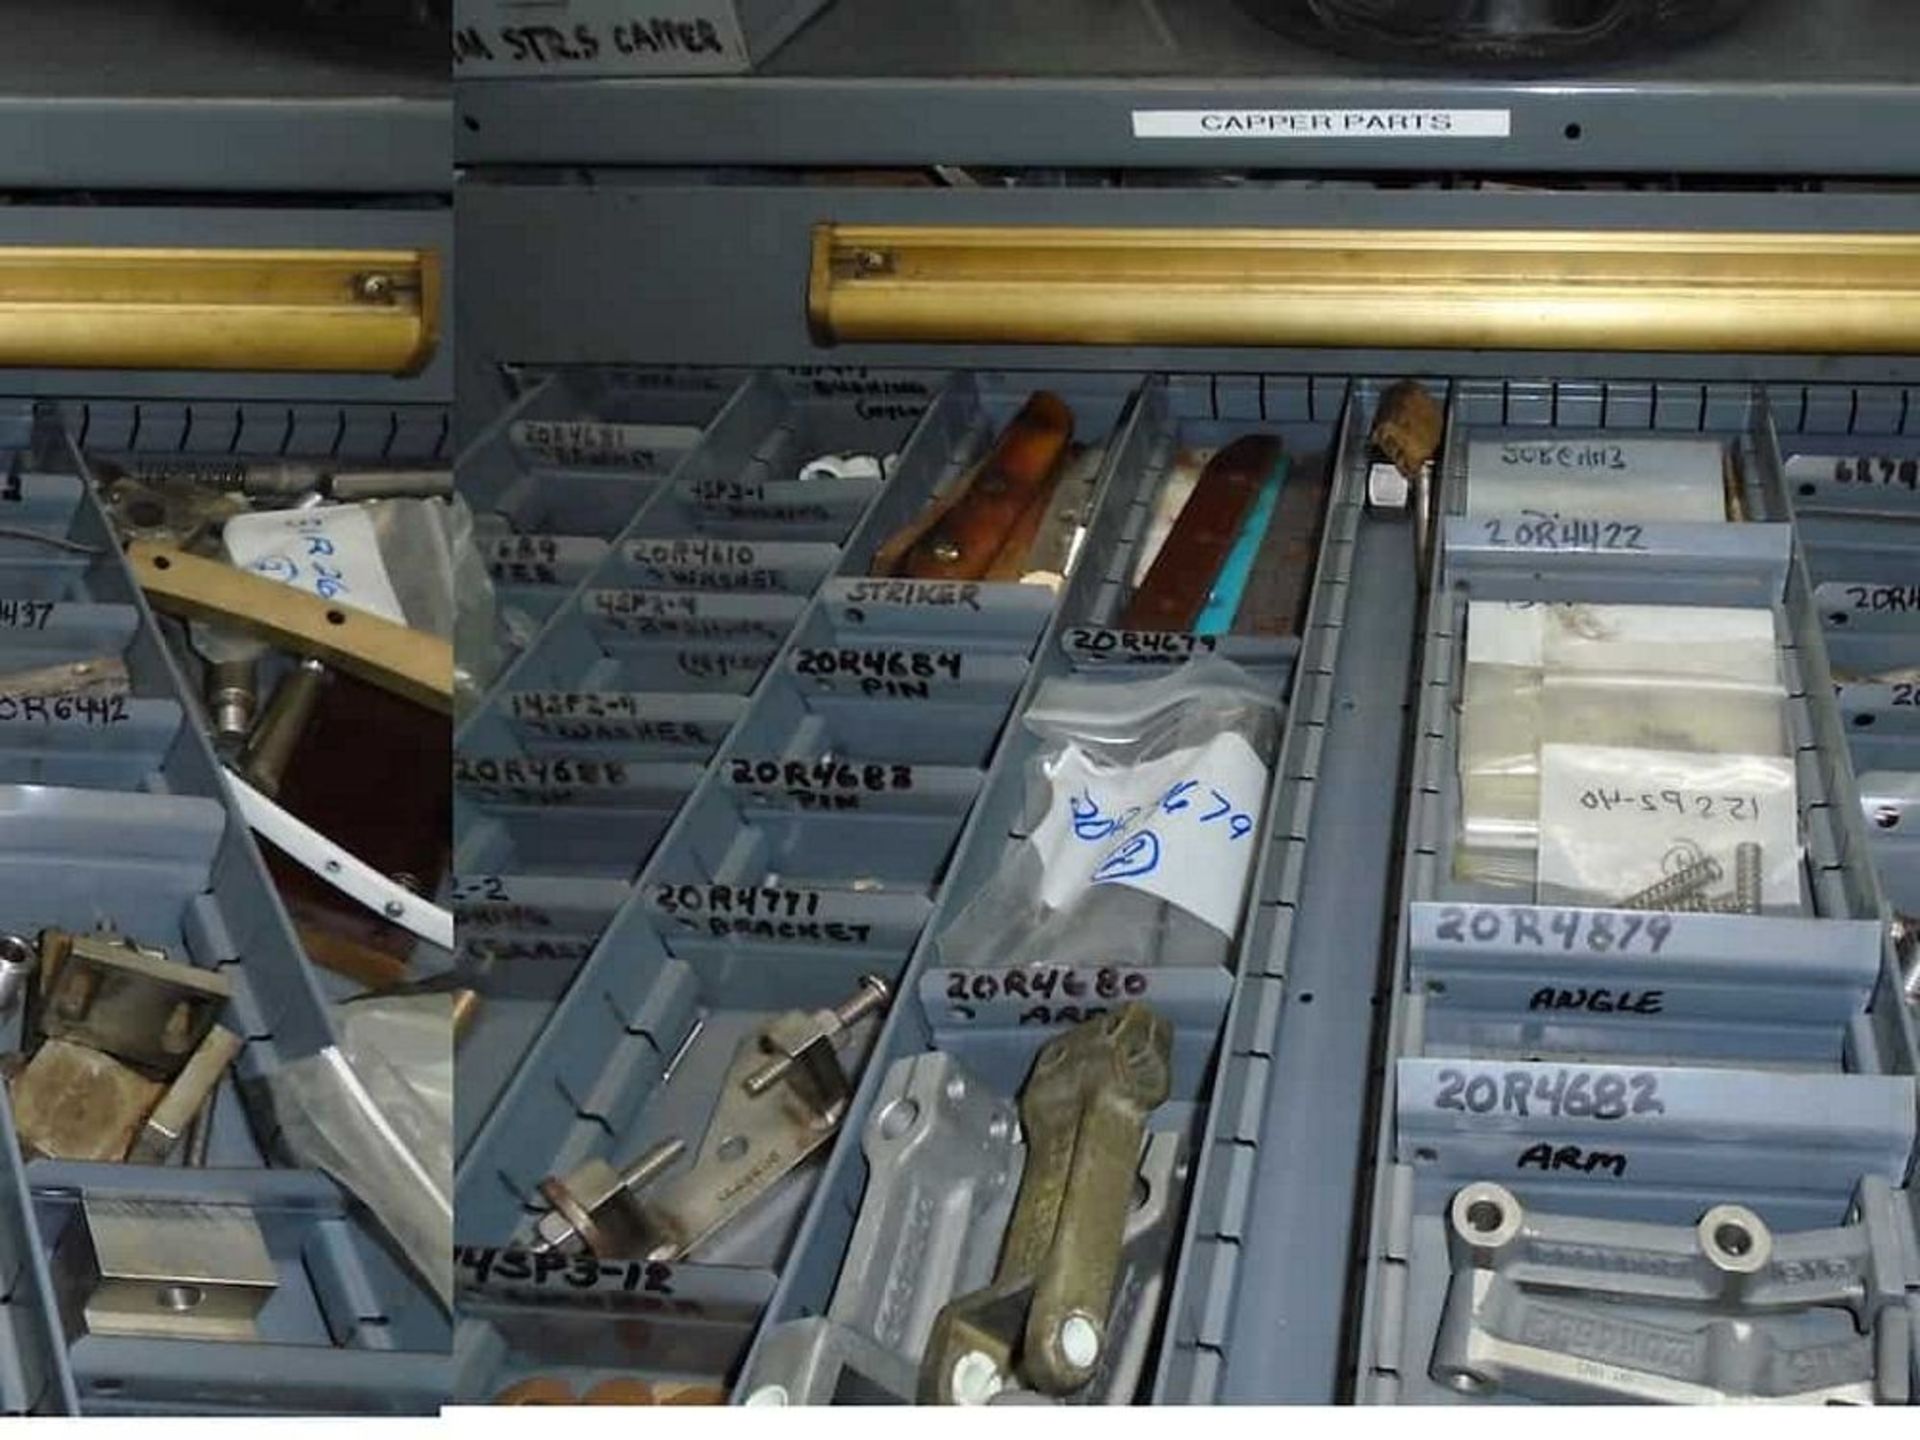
450, 2, 1920, 1407
0, 2, 451, 1413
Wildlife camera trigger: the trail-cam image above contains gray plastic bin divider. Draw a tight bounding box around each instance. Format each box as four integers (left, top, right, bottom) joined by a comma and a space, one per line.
0, 426, 447, 1415
453, 371, 954, 1154
1353, 384, 1920, 1408
715, 373, 1353, 1405
448, 371, 1150, 1398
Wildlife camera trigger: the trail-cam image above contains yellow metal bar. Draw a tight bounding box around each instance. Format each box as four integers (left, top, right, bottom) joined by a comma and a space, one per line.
809, 225, 1920, 354
0, 247, 439, 374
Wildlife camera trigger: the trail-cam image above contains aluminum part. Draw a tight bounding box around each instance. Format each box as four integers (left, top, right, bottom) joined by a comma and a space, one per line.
1442, 1179, 1906, 1324
53, 1196, 277, 1343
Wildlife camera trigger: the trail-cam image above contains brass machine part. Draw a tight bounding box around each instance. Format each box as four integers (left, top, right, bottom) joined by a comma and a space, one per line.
533, 976, 892, 1261
9, 1037, 165, 1162
0, 656, 131, 703
1370, 380, 1445, 483
0, 247, 439, 375
921, 1002, 1174, 1404
128, 542, 452, 714
35, 929, 231, 1080
809, 225, 1920, 355
127, 1025, 244, 1165
241, 658, 331, 797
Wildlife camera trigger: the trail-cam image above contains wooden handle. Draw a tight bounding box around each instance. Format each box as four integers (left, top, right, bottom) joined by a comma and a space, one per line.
128, 541, 452, 714
896, 391, 1075, 581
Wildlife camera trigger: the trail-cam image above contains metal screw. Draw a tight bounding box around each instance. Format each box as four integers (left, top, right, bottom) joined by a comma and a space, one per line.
1616, 856, 1724, 911
383, 900, 406, 920
929, 539, 964, 564
1733, 843, 1763, 915
745, 974, 890, 1097
853, 249, 889, 275
356, 272, 395, 303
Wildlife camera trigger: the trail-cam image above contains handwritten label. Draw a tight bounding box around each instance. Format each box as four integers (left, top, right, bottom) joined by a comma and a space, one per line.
1839, 584, 1920, 614
1432, 1065, 1666, 1122
462, 935, 594, 963
454, 1246, 698, 1317
1465, 436, 1726, 524
509, 419, 695, 470
674, 647, 774, 683
453, 12, 738, 75
1030, 731, 1268, 937
1431, 906, 1674, 954
1515, 1142, 1628, 1178
456, 902, 555, 931
1788, 455, 1920, 491
1065, 628, 1220, 664
1132, 108, 1511, 139
652, 883, 821, 918
728, 756, 912, 809
225, 506, 405, 623
0, 694, 128, 727
1527, 987, 1665, 1016
456, 756, 629, 788
794, 648, 967, 695
840, 580, 982, 611
941, 966, 1149, 1027
0, 600, 52, 630
1578, 787, 1762, 823
588, 591, 794, 642
1478, 513, 1648, 552
1538, 745, 1798, 910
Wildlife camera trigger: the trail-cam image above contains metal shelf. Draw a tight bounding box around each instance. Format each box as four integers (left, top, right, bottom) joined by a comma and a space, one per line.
454, 0, 1920, 178
0, 0, 448, 194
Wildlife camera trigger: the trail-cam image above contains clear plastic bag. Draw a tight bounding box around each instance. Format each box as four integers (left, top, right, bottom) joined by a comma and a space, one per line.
1454, 602, 1793, 897
1536, 743, 1803, 913
265, 993, 455, 1311
938, 658, 1281, 971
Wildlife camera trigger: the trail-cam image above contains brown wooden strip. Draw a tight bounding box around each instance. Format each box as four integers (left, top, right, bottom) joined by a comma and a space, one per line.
1121, 434, 1280, 632
896, 391, 1074, 581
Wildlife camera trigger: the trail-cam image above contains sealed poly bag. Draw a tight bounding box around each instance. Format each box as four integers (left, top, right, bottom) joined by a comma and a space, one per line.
937, 657, 1280, 972
1535, 743, 1802, 913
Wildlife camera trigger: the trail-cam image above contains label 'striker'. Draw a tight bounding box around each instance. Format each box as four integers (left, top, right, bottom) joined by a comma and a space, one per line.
1132, 109, 1511, 140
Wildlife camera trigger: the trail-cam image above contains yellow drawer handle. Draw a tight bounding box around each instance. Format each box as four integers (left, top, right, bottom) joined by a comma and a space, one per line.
809, 224, 1920, 355
0, 247, 439, 375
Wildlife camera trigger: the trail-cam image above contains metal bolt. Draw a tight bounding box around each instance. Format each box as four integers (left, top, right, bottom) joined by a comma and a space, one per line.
853, 249, 889, 275
1732, 843, 1763, 915
617, 1136, 688, 1193
745, 974, 891, 1097
356, 272, 395, 303
1057, 1312, 1101, 1371
948, 1350, 1004, 1406
1616, 856, 1724, 912
929, 539, 964, 565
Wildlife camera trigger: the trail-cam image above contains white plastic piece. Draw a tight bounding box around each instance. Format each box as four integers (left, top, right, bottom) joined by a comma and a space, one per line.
223, 768, 454, 950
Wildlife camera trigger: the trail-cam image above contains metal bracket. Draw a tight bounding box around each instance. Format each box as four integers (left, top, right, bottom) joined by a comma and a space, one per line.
1430, 1179, 1916, 1404
532, 977, 892, 1263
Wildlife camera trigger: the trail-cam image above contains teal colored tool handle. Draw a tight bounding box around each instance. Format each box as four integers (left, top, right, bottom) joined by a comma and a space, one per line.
1194, 454, 1289, 636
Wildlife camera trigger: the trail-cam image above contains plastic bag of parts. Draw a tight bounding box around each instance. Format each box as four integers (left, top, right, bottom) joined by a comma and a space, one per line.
938, 657, 1280, 972
1456, 602, 1788, 890
266, 993, 455, 1311
1535, 743, 1802, 913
